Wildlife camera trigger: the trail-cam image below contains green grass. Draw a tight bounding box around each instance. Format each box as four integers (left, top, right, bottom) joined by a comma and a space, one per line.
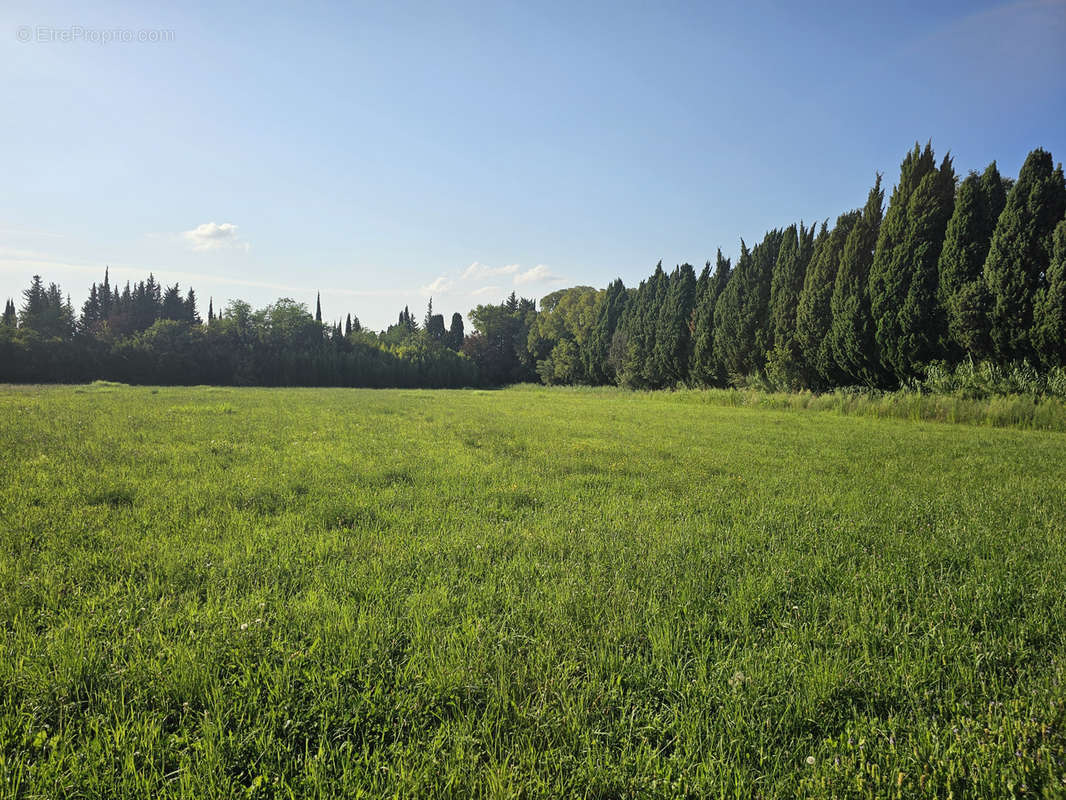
2, 384, 1065, 798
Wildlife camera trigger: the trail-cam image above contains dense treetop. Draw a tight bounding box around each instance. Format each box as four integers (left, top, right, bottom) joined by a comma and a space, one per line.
3, 143, 1065, 389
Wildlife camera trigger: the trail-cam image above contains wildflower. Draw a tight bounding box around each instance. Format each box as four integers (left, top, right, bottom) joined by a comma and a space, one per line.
254, 618, 262, 624
806, 756, 815, 766
240, 622, 249, 631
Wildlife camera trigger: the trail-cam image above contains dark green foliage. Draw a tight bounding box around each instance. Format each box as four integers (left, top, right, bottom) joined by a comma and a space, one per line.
891, 156, 956, 378
466, 295, 537, 385
446, 312, 464, 350
766, 222, 816, 388
869, 144, 954, 381
830, 175, 885, 386
315, 292, 322, 323
985, 149, 1066, 361
688, 251, 730, 386
651, 263, 697, 385
713, 231, 784, 381
796, 214, 858, 388
616, 263, 668, 388
1034, 219, 1066, 367
937, 163, 1007, 360
5, 141, 1066, 392
583, 278, 628, 384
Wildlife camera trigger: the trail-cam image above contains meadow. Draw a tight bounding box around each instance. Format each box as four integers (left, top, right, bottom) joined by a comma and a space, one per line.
1, 383, 1065, 798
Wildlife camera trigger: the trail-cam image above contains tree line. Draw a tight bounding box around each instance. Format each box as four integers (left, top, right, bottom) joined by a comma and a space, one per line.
2, 143, 1064, 390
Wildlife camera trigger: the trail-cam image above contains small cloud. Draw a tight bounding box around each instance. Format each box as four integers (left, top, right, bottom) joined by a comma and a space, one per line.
421, 275, 452, 294
461, 262, 519, 280
182, 222, 248, 252
471, 285, 503, 296
514, 264, 565, 285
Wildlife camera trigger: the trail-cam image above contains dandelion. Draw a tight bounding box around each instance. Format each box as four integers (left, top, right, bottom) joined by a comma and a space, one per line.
240, 622, 249, 631
805, 756, 815, 766
728, 671, 748, 689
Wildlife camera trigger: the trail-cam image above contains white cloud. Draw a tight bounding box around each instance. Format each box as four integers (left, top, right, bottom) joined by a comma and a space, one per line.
460, 261, 520, 280
182, 222, 248, 252
421, 275, 452, 294
514, 264, 565, 285
471, 285, 503, 296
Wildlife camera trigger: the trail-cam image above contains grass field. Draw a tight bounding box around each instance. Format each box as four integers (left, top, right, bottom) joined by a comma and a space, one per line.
2, 384, 1065, 798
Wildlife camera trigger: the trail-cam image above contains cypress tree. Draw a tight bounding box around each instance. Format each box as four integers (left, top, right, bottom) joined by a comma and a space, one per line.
829, 175, 885, 386
985, 148, 1066, 361
766, 222, 816, 388
583, 278, 628, 384
315, 293, 322, 323
937, 162, 1006, 360
1034, 218, 1066, 367
892, 155, 956, 378
795, 214, 858, 388
712, 242, 750, 380
447, 312, 464, 350
345, 313, 352, 337
689, 251, 730, 386
651, 263, 697, 386
741, 229, 784, 374
869, 143, 941, 381
617, 263, 666, 388
208, 297, 215, 324
2, 299, 16, 327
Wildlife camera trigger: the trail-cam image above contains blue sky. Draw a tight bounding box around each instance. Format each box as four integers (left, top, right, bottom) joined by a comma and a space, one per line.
2, 0, 1064, 330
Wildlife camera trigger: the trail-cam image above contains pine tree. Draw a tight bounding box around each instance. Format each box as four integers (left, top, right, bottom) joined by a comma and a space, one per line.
583, 278, 628, 383
937, 162, 1006, 360
796, 214, 858, 388
19, 275, 47, 328
315, 293, 322, 323
185, 288, 201, 324
985, 148, 1066, 361
829, 175, 885, 386
1034, 218, 1066, 367
651, 263, 697, 385
161, 284, 185, 321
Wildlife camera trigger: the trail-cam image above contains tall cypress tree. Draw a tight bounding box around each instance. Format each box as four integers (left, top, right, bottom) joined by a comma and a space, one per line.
869, 143, 941, 381
447, 312, 464, 350
796, 214, 858, 388
766, 222, 816, 388
713, 242, 750, 380
891, 155, 956, 378
984, 148, 1066, 361
1034, 218, 1066, 367
583, 278, 628, 384
937, 162, 1006, 360
829, 175, 885, 386
1, 299, 16, 327
689, 250, 730, 386
651, 263, 697, 386
617, 263, 666, 388
743, 229, 784, 372
315, 293, 322, 323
